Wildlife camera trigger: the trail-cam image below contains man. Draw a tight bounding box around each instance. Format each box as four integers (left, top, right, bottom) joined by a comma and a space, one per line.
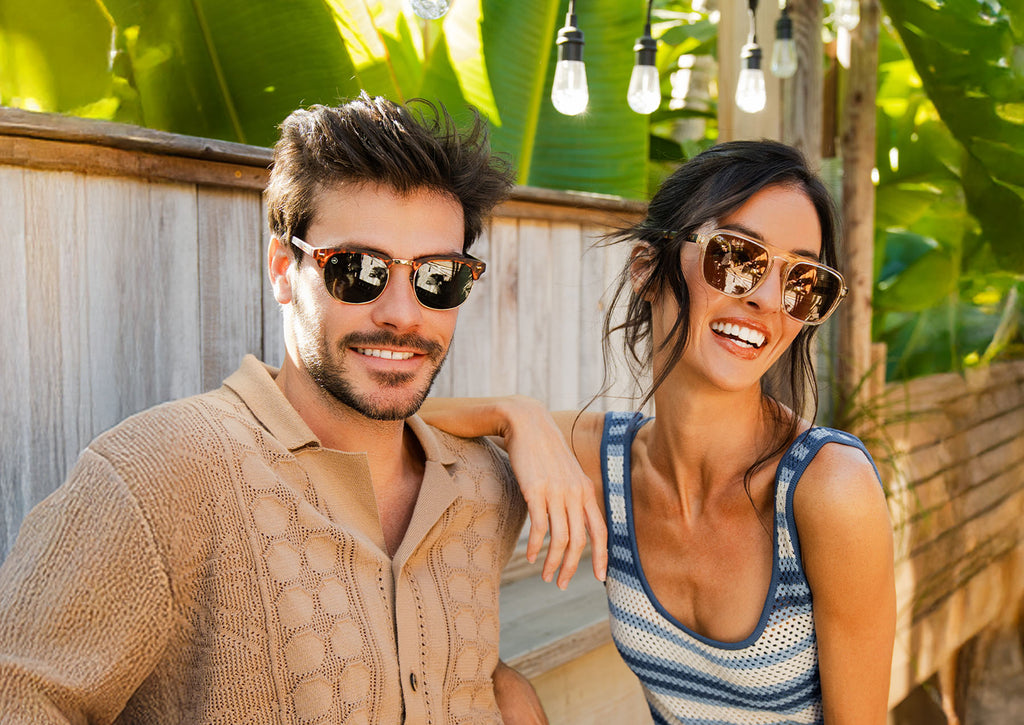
0, 94, 557, 723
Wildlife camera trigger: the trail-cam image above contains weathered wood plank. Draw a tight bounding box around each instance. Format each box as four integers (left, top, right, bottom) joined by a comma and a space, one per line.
0, 135, 269, 190
547, 223, 584, 410
488, 217, 519, 396
0, 166, 30, 555
24, 171, 88, 514
516, 219, 552, 402
0, 107, 273, 167
894, 495, 1023, 620
890, 547, 1024, 706
888, 409, 1024, 526
85, 177, 201, 434
197, 186, 264, 390
578, 226, 609, 412
500, 555, 611, 679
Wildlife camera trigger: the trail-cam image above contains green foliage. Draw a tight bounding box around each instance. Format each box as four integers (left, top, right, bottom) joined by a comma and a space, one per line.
873, 0, 1024, 380
0, 0, 665, 197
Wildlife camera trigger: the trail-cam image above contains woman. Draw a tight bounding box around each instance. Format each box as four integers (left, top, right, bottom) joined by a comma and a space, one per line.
423, 141, 895, 724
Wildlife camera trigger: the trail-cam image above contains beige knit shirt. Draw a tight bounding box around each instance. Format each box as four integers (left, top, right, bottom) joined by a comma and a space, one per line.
0, 355, 526, 724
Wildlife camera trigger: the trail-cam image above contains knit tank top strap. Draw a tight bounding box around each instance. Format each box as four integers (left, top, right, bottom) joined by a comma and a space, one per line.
601, 411, 648, 583
773, 426, 880, 589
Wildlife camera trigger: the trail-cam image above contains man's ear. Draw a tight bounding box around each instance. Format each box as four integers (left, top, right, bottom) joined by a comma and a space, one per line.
268, 236, 295, 304
629, 242, 657, 299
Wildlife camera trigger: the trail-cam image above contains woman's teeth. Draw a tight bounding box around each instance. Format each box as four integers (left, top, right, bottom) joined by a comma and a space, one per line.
711, 322, 766, 349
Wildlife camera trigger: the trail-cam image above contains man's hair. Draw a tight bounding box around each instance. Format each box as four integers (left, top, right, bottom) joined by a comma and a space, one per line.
265, 92, 515, 255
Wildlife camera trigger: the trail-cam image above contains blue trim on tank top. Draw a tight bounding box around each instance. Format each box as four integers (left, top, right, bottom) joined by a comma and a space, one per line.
600, 411, 843, 652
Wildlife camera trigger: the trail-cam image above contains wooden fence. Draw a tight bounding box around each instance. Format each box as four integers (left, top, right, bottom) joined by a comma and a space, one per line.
1, 109, 1022, 720
0, 108, 643, 557
883, 360, 1024, 709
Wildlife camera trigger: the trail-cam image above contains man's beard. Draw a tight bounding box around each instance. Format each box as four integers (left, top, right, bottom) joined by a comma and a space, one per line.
293, 302, 448, 421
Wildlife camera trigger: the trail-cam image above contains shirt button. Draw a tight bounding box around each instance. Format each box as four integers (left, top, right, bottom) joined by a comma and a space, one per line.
410, 672, 418, 691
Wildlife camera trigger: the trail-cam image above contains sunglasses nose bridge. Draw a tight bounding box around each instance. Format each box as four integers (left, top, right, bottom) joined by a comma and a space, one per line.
737, 254, 790, 310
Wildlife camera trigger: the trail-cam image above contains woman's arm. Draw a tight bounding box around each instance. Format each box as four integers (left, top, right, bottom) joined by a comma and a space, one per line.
796, 444, 896, 724
420, 396, 606, 589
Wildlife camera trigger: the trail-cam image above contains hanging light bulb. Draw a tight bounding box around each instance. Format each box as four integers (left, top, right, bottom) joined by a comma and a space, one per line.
627, 1, 660, 114
835, 0, 860, 31
551, 1, 588, 116
735, 0, 765, 114
736, 43, 767, 113
770, 6, 798, 79
408, 0, 452, 20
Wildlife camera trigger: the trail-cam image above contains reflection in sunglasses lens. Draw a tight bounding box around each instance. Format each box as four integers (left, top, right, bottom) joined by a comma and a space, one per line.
324, 252, 476, 310
327, 252, 388, 303
700, 234, 843, 324
413, 259, 474, 310
706, 235, 770, 296
785, 263, 842, 322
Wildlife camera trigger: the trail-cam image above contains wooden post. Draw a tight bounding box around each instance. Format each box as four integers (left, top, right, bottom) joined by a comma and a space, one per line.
780, 0, 824, 167
837, 0, 880, 412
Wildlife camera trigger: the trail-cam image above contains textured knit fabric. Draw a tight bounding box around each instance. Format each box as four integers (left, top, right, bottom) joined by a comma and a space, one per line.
602, 411, 880, 725
0, 355, 526, 725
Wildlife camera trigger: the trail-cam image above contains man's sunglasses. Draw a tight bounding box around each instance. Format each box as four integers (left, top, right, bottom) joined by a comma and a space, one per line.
290, 237, 485, 311
684, 229, 848, 325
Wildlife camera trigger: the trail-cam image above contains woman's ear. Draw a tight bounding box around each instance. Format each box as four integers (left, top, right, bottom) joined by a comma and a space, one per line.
629, 242, 657, 299
268, 236, 295, 304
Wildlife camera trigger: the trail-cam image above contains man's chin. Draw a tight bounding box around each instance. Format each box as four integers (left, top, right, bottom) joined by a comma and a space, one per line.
346, 393, 429, 421
322, 378, 434, 421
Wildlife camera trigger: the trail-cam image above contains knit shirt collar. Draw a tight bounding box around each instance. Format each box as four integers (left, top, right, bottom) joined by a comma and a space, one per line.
223, 354, 454, 465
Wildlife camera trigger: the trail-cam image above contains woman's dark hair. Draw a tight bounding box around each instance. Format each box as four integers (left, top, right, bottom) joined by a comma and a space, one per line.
602, 140, 841, 519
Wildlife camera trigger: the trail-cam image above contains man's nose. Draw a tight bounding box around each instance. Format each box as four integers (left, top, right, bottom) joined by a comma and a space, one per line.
370, 264, 424, 330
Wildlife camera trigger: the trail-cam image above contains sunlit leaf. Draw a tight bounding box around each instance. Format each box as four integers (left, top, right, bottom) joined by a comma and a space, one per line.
103, 0, 359, 145
0, 0, 114, 113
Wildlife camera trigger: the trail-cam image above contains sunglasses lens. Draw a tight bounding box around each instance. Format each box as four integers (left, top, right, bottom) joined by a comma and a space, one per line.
413, 259, 477, 310
703, 233, 770, 296
784, 262, 844, 322
324, 252, 389, 303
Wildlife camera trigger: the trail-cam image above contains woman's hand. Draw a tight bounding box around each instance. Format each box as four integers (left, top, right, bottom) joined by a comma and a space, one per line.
419, 396, 607, 589
499, 399, 607, 589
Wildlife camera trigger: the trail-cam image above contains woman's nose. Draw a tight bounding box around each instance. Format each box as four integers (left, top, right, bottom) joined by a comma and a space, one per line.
743, 257, 786, 312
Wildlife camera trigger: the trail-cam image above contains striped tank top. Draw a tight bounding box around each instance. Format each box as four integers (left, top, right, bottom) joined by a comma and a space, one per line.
602, 411, 878, 724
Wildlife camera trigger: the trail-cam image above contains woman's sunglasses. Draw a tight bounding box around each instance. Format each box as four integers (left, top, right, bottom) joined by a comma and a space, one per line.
685, 229, 848, 325
290, 236, 485, 311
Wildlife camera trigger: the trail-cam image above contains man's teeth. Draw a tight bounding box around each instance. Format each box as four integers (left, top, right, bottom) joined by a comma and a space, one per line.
356, 348, 415, 360
711, 322, 766, 349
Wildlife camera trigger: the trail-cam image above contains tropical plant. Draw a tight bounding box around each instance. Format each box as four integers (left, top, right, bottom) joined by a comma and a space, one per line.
3, 0, 1020, 378
873, 0, 1024, 380
1, 0, 717, 198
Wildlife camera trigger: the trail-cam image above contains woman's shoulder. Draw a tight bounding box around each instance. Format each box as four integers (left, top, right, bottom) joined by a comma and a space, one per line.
792, 428, 889, 539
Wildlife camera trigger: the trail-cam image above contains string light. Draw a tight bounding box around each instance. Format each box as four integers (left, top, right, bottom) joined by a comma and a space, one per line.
551, 0, 589, 116
735, 0, 766, 114
835, 0, 861, 31
408, 0, 451, 20
627, 0, 661, 114
770, 5, 798, 79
